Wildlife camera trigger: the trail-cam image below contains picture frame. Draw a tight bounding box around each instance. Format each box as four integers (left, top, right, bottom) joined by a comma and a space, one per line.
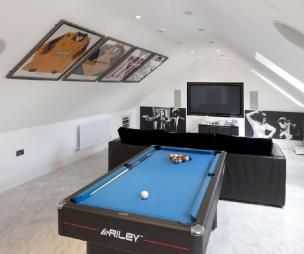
245, 110, 304, 140
140, 106, 186, 133
6, 20, 104, 81
98, 47, 153, 83
63, 38, 134, 82
124, 54, 168, 83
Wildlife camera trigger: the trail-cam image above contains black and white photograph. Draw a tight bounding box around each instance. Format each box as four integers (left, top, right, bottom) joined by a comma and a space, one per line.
245, 110, 304, 140
140, 106, 186, 132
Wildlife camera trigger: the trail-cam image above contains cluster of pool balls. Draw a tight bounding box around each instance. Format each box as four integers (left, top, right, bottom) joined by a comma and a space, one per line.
169, 153, 192, 164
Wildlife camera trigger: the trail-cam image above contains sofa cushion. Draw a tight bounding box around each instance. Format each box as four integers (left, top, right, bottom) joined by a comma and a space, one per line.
118, 127, 165, 146
164, 132, 217, 150
118, 127, 217, 150
118, 127, 273, 156
215, 134, 273, 156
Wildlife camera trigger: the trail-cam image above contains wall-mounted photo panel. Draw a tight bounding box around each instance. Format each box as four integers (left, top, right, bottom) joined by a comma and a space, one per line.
245, 110, 304, 140
125, 54, 168, 82
63, 38, 134, 81
99, 48, 152, 82
140, 106, 186, 133
7, 20, 104, 80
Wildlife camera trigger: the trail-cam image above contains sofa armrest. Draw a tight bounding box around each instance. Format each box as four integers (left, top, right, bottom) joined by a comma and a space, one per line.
220, 152, 286, 207
108, 139, 148, 171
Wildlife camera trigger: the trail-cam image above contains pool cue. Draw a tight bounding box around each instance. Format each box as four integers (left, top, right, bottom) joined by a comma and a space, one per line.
89, 152, 152, 196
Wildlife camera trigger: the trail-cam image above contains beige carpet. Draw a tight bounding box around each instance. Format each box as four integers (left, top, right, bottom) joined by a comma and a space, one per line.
0, 150, 108, 254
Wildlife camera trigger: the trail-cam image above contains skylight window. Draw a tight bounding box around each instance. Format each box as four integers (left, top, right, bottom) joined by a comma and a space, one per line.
251, 69, 304, 107
255, 52, 304, 94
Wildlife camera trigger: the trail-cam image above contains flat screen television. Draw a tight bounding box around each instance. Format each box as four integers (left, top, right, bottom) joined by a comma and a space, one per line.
187, 82, 244, 118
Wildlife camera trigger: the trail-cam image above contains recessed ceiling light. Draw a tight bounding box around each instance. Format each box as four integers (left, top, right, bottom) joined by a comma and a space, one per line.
133, 15, 142, 20
158, 28, 166, 33
198, 56, 202, 59
216, 49, 221, 53
190, 50, 195, 54
184, 10, 194, 15
198, 28, 205, 32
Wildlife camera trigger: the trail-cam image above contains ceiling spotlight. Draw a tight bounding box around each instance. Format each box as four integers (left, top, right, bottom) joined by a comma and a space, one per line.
216, 49, 221, 53
158, 28, 166, 33
184, 10, 194, 15
133, 15, 142, 20
190, 50, 195, 54
198, 28, 205, 32
198, 55, 202, 59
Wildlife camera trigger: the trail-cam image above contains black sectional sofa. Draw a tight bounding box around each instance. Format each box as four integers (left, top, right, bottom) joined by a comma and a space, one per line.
108, 127, 286, 207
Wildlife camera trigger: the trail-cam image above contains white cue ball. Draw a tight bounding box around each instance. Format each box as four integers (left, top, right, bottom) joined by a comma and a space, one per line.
184, 156, 189, 161
141, 190, 149, 199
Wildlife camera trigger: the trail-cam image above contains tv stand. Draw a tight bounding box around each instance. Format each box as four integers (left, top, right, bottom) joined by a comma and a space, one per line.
198, 124, 239, 136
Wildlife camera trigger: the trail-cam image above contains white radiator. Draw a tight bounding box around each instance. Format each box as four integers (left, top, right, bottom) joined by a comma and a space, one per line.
77, 119, 111, 151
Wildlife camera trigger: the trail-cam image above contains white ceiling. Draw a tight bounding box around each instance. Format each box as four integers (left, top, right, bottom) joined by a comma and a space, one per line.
101, 0, 304, 82
2, 0, 304, 80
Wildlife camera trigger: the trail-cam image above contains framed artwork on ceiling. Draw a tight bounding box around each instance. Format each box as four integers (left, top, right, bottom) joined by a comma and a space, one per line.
98, 48, 152, 82
125, 54, 168, 82
6, 20, 104, 80
63, 38, 134, 82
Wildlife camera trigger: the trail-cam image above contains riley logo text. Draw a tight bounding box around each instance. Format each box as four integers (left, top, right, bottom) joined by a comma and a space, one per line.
100, 228, 143, 243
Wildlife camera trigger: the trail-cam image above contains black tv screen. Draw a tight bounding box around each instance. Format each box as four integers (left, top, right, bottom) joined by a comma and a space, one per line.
187, 82, 244, 117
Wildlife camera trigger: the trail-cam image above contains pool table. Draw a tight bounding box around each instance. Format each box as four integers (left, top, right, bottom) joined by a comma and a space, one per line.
58, 146, 226, 254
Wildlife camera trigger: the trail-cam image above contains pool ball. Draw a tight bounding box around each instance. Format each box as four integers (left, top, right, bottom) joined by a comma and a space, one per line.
141, 190, 149, 199
183, 156, 190, 161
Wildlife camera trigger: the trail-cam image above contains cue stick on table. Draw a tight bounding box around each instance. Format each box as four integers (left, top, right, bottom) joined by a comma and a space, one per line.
89, 152, 152, 196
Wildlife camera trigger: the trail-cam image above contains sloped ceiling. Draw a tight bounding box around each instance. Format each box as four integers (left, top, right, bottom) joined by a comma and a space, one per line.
200, 0, 304, 84
0, 0, 303, 132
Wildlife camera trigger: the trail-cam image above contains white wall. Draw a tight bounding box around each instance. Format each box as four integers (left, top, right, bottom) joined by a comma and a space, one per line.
0, 108, 137, 193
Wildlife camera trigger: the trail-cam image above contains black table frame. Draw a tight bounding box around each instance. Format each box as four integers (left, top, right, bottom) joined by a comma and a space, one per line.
58, 146, 226, 254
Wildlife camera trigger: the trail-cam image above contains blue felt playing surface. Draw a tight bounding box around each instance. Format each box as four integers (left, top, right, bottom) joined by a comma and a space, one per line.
74, 146, 218, 224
